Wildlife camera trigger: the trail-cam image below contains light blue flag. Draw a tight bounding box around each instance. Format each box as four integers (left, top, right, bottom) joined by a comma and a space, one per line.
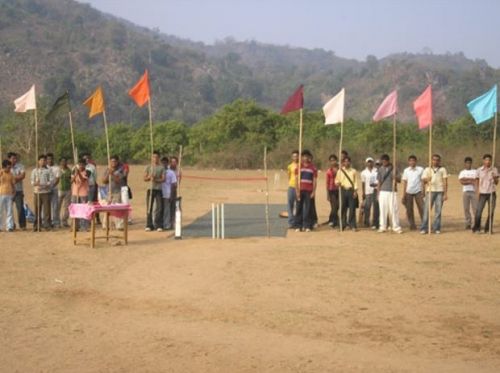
467, 85, 497, 124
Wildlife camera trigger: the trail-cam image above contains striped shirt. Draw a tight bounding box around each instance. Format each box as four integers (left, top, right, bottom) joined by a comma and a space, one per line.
295, 163, 318, 193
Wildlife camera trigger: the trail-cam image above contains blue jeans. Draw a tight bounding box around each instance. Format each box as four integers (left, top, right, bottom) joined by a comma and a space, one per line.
420, 192, 444, 232
0, 195, 14, 230
287, 187, 297, 227
294, 191, 312, 229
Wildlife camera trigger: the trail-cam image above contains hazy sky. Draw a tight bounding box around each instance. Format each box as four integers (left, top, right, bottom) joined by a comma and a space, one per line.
83, 0, 500, 67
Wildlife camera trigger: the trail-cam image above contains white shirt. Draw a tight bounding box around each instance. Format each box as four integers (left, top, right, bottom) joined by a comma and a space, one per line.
402, 166, 423, 194
161, 169, 177, 199
458, 169, 477, 192
49, 165, 61, 190
361, 168, 378, 195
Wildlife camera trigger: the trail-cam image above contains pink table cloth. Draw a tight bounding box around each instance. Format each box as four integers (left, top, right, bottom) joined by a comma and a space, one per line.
69, 203, 131, 221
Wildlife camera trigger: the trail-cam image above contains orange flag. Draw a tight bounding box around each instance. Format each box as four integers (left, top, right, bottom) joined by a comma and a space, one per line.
83, 87, 105, 118
129, 70, 150, 107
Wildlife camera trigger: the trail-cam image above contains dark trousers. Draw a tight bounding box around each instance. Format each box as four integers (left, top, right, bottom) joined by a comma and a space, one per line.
328, 190, 339, 227
363, 193, 379, 228
403, 192, 424, 230
295, 190, 312, 229
310, 197, 318, 225
13, 191, 26, 229
146, 189, 163, 229
341, 188, 357, 229
473, 193, 496, 233
33, 193, 51, 230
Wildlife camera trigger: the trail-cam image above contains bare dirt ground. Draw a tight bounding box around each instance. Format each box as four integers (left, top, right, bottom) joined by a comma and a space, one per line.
1, 166, 499, 372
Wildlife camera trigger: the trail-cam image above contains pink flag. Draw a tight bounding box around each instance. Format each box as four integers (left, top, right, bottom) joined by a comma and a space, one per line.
373, 90, 398, 121
413, 85, 433, 129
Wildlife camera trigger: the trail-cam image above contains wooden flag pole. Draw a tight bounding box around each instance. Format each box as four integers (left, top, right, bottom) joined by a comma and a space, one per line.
264, 146, 271, 238
295, 108, 303, 225
392, 114, 397, 225
0, 135, 2, 161
427, 123, 433, 235
102, 110, 112, 201
147, 99, 155, 218
488, 112, 498, 235
178, 145, 183, 195
338, 119, 344, 232
68, 111, 77, 165
34, 108, 40, 232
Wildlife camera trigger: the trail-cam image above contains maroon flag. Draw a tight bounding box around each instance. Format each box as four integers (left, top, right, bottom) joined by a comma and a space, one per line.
281, 85, 304, 114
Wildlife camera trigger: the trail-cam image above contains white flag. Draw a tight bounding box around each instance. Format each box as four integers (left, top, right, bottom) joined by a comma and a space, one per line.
14, 85, 37, 113
323, 88, 345, 125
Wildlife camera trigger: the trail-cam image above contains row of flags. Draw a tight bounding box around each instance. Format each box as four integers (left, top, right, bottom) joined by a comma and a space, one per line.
281, 84, 498, 127
11, 72, 498, 130
12, 70, 152, 118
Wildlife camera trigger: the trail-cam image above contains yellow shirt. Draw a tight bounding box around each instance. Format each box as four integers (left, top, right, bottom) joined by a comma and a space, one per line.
335, 167, 359, 190
287, 162, 298, 188
0, 170, 15, 195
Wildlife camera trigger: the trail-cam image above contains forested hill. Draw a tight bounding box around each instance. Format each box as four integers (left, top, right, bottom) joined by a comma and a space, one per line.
1, 0, 499, 125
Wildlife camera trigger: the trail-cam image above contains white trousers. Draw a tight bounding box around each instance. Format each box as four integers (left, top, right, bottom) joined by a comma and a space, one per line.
378, 191, 401, 231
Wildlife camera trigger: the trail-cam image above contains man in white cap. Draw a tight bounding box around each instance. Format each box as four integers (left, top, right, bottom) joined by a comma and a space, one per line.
361, 157, 379, 229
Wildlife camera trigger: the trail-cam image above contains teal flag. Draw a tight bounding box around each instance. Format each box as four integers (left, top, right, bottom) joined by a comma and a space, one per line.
467, 85, 497, 124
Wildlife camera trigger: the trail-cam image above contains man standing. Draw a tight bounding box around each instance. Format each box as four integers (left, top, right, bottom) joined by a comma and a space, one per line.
8, 152, 26, 230
458, 157, 478, 230
102, 155, 126, 230
401, 155, 424, 230
82, 152, 100, 224
377, 154, 402, 234
46, 153, 61, 228
326, 154, 339, 228
294, 150, 317, 232
420, 154, 448, 234
361, 157, 379, 229
71, 159, 90, 231
0, 160, 15, 232
144, 151, 165, 232
57, 157, 72, 228
169, 156, 181, 230
161, 158, 178, 231
30, 155, 54, 231
335, 156, 359, 231
287, 150, 299, 228
472, 154, 499, 234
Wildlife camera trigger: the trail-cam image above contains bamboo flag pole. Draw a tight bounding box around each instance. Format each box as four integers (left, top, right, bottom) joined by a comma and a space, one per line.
488, 112, 498, 235
392, 113, 397, 224
178, 145, 183, 195
102, 110, 112, 201
427, 123, 433, 235
68, 110, 77, 165
338, 119, 344, 232
297, 108, 303, 193
264, 146, 271, 238
34, 108, 40, 232
147, 98, 155, 216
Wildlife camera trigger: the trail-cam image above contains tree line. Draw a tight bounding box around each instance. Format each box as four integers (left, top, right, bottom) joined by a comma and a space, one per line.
0, 99, 496, 172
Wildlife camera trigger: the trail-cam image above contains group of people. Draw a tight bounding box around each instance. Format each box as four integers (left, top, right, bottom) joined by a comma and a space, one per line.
0, 150, 181, 233
287, 150, 499, 234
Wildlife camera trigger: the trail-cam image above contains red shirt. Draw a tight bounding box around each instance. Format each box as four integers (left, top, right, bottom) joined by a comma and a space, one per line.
326, 167, 338, 191
295, 162, 318, 193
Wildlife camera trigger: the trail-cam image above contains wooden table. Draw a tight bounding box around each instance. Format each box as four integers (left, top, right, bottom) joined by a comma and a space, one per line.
69, 203, 131, 248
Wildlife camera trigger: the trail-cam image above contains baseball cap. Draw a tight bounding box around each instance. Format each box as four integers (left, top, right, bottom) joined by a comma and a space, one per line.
365, 157, 374, 163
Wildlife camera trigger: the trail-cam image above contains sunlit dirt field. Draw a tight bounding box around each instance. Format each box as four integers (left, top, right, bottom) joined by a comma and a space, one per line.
1, 165, 499, 372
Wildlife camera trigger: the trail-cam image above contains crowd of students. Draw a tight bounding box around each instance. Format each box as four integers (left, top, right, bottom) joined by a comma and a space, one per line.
0, 151, 180, 233
287, 150, 499, 234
